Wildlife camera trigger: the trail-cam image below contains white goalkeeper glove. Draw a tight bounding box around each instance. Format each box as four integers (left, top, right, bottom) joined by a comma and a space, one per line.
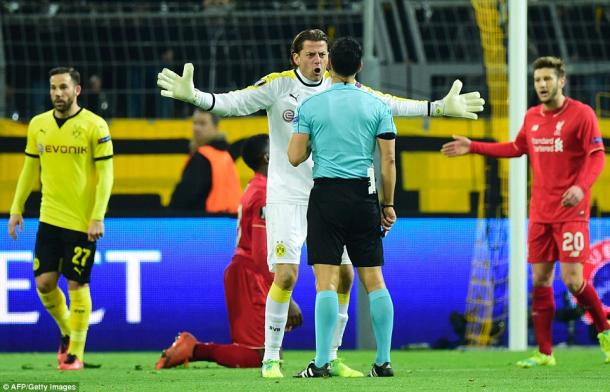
430, 80, 485, 120
157, 63, 211, 108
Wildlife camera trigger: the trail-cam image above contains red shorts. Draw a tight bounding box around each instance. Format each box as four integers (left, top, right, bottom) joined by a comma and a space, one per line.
224, 255, 271, 349
528, 221, 590, 263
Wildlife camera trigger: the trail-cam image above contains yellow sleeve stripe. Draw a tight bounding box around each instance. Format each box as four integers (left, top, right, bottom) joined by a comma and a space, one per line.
243, 69, 296, 91
360, 84, 421, 102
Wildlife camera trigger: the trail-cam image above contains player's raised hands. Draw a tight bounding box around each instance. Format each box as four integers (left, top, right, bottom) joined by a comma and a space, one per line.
157, 63, 197, 104
441, 135, 472, 157
431, 80, 485, 120
8, 213, 23, 240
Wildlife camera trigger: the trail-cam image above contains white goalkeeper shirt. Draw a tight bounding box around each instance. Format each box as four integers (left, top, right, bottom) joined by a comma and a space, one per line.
206, 68, 428, 205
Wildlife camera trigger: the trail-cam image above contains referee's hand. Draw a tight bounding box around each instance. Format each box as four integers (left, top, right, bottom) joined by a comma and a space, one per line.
88, 219, 105, 242
381, 206, 396, 237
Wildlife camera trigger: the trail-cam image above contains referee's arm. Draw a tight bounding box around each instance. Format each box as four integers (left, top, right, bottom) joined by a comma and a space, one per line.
288, 133, 311, 167
378, 137, 396, 232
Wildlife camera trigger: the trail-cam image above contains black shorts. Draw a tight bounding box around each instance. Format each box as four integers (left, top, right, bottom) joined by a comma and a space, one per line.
307, 178, 384, 268
34, 222, 96, 284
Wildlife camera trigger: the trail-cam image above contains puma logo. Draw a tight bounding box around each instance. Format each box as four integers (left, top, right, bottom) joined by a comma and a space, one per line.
289, 93, 298, 101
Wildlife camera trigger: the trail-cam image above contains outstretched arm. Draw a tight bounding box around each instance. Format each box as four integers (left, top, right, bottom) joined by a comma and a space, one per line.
362, 80, 485, 119
157, 63, 278, 116
441, 135, 524, 158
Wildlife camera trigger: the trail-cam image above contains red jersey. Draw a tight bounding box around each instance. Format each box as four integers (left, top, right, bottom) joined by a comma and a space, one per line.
233, 173, 271, 279
515, 98, 604, 222
472, 97, 604, 223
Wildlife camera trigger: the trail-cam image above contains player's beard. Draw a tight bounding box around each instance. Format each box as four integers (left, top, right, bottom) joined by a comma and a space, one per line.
53, 95, 75, 114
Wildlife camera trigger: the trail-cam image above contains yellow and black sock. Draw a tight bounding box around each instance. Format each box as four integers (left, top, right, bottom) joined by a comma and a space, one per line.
68, 286, 92, 361
37, 287, 70, 337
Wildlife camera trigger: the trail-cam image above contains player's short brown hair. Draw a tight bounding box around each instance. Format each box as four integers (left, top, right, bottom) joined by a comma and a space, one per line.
532, 56, 566, 79
49, 67, 81, 85
290, 29, 328, 66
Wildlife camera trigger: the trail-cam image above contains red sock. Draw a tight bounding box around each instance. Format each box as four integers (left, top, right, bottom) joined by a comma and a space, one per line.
574, 282, 610, 333
532, 287, 555, 355
192, 343, 262, 368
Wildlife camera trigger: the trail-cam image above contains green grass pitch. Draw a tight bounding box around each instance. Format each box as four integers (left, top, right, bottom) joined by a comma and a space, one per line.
0, 349, 607, 391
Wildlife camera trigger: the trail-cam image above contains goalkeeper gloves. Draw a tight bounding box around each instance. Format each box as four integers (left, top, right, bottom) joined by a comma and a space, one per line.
430, 80, 485, 119
157, 63, 212, 109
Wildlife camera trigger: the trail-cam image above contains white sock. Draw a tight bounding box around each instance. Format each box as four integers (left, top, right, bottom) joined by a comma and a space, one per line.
329, 302, 349, 361
263, 293, 290, 362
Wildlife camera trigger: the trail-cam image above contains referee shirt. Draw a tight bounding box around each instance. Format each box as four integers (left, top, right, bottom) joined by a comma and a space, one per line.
292, 82, 396, 179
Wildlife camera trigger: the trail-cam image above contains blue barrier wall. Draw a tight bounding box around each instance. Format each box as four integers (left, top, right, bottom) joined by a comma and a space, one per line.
1, 218, 609, 351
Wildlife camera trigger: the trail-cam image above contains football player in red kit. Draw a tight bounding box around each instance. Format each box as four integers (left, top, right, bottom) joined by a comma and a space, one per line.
442, 56, 610, 367
155, 134, 303, 369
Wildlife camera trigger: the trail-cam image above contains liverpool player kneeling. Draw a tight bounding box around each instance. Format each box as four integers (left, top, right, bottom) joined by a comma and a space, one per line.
155, 135, 303, 369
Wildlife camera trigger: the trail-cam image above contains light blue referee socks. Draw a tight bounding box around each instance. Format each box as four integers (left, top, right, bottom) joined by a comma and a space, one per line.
369, 288, 394, 365
314, 290, 339, 368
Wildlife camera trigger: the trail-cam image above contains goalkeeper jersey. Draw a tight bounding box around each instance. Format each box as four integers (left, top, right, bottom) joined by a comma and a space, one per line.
209, 68, 427, 204
24, 108, 113, 232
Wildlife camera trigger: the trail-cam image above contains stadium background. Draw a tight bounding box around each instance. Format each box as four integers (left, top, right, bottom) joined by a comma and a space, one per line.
0, 0, 609, 351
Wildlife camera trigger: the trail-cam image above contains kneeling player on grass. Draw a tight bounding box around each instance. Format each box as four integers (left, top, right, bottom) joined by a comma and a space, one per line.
155, 134, 303, 369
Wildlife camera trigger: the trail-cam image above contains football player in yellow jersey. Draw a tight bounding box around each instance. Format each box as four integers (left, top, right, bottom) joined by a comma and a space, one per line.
7, 67, 113, 371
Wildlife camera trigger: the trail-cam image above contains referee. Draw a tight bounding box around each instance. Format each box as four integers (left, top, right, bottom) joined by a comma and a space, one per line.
288, 37, 396, 378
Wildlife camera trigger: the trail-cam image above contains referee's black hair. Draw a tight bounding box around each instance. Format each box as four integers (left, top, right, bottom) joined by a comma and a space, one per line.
241, 134, 269, 171
329, 37, 362, 77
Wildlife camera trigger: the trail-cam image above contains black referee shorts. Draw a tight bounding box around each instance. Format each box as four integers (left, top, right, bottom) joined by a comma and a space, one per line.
34, 222, 96, 284
306, 178, 384, 268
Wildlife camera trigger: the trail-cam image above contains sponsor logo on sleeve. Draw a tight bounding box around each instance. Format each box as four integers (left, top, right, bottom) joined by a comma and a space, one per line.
98, 135, 112, 144
591, 136, 603, 144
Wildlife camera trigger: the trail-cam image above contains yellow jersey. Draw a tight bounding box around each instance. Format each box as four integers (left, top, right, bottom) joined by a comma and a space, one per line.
25, 108, 113, 233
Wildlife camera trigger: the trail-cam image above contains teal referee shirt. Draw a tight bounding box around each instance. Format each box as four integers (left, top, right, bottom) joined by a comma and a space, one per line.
292, 82, 397, 179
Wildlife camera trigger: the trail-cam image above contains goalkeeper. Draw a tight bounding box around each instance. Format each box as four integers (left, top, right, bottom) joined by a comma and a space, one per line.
157, 28, 485, 378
